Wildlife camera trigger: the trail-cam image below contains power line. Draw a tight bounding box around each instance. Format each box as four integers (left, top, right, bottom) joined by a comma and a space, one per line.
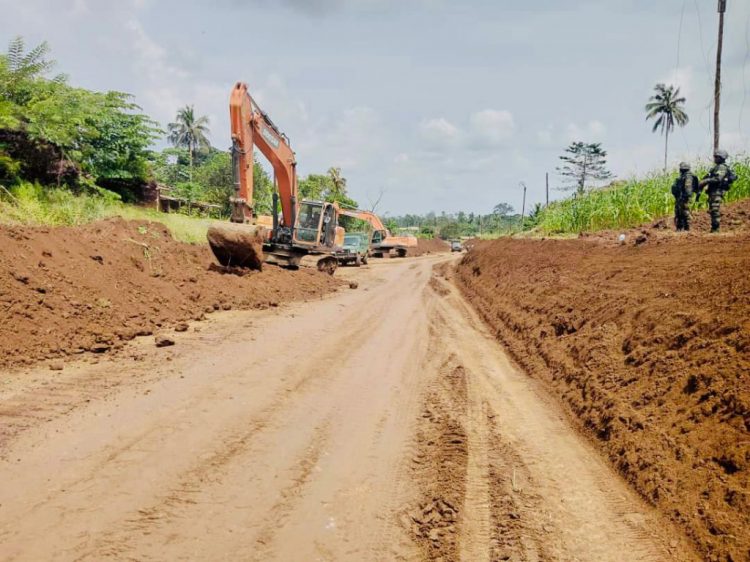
676, 0, 691, 152
739, 9, 750, 146
676, 0, 687, 72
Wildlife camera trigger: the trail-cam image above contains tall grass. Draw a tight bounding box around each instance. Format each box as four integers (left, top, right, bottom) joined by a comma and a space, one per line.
0, 181, 213, 243
535, 155, 750, 234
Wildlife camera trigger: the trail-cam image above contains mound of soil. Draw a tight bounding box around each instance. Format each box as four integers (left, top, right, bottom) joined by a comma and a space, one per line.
455, 233, 750, 561
408, 238, 450, 257
581, 197, 750, 245
0, 218, 341, 370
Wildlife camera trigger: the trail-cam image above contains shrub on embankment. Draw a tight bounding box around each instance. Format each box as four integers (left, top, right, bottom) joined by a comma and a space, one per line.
534, 156, 750, 234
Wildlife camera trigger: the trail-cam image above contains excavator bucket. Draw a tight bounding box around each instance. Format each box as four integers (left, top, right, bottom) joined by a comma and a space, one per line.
207, 223, 267, 270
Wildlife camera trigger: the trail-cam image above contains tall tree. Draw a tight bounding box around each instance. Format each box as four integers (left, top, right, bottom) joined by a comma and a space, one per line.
167, 105, 210, 179
493, 202, 514, 217
2, 36, 65, 106
645, 83, 689, 171
557, 142, 613, 195
327, 166, 347, 197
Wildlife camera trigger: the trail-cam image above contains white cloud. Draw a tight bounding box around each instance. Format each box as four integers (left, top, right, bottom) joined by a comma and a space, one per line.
537, 127, 554, 146
565, 120, 606, 142
657, 66, 694, 100
469, 109, 515, 146
419, 117, 461, 148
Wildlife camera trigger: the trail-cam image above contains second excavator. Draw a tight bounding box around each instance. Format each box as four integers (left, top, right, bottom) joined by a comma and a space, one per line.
337, 208, 417, 258
207, 82, 342, 274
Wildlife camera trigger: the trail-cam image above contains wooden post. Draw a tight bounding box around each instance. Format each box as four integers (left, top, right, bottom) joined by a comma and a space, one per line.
545, 172, 549, 206
520, 182, 527, 227
714, 0, 727, 152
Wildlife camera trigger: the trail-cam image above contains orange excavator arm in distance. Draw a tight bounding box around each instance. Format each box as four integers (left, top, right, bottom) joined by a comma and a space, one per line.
337, 208, 390, 236
229, 82, 297, 226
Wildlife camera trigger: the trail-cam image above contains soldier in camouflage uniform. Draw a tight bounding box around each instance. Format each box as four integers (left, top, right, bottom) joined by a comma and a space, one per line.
671, 162, 698, 231
698, 149, 731, 233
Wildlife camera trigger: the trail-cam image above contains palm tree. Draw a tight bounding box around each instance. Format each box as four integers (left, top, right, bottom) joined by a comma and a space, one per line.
327, 167, 347, 197
167, 105, 210, 179
645, 84, 689, 171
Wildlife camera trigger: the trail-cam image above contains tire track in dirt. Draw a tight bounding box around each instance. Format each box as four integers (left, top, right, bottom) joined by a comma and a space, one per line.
419, 277, 550, 562
402, 355, 469, 561
250, 419, 332, 561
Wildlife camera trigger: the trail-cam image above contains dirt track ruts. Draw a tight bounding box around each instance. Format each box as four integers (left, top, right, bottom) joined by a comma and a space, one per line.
0, 255, 698, 561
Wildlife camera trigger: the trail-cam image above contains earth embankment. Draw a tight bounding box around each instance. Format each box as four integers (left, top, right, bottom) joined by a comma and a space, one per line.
455, 231, 750, 562
0, 218, 340, 370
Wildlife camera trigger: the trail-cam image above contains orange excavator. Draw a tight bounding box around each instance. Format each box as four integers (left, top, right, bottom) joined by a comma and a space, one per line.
207, 82, 342, 274
337, 208, 417, 258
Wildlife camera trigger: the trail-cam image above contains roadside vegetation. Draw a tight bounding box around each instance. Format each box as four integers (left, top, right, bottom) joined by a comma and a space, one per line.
0, 181, 212, 243
532, 156, 750, 234
0, 36, 357, 239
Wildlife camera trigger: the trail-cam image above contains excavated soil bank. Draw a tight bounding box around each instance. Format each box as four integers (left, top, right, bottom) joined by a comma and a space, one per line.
0, 218, 341, 370
408, 238, 450, 257
456, 230, 750, 562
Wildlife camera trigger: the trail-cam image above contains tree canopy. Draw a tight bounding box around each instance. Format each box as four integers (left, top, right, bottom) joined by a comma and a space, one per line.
645, 83, 688, 171
557, 142, 613, 195
0, 36, 159, 189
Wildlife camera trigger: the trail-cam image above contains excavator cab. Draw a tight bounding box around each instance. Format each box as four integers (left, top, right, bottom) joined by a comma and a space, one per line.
293, 201, 339, 248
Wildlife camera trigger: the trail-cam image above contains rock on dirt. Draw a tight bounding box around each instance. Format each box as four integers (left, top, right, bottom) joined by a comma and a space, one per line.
456, 230, 750, 562
0, 218, 342, 370
155, 335, 175, 348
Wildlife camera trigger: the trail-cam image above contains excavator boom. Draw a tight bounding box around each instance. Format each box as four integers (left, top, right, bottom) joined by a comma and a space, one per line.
228, 83, 297, 227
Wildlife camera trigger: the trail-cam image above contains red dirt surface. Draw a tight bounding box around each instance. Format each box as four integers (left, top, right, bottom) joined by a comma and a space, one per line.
0, 218, 341, 370
408, 237, 450, 257
455, 231, 750, 562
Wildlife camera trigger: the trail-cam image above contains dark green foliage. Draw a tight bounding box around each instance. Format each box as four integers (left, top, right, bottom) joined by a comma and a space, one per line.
167, 105, 210, 177
390, 209, 521, 238
493, 202, 514, 217
297, 168, 358, 208
439, 222, 460, 240
557, 142, 613, 195
0, 36, 159, 192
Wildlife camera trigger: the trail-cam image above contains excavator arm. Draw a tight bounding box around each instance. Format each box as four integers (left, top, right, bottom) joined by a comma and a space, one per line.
229, 82, 297, 227
337, 208, 390, 237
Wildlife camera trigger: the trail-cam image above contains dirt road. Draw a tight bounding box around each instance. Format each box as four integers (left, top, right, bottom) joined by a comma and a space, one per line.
0, 256, 697, 561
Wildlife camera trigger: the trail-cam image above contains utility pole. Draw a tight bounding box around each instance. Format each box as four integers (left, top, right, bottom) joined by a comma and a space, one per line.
545, 172, 549, 206
520, 182, 527, 228
713, 0, 727, 151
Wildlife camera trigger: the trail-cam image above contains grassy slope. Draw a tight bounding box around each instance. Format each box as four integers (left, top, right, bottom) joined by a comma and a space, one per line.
0, 182, 213, 243
536, 156, 750, 234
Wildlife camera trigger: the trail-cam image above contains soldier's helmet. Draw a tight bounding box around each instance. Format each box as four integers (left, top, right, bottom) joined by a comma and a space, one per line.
679, 162, 691, 171
714, 149, 728, 161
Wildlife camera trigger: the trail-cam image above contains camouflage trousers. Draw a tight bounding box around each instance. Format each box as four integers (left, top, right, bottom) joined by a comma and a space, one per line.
708, 190, 725, 232
674, 198, 691, 231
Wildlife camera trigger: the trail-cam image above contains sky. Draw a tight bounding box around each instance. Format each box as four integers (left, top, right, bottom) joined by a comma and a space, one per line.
2, 0, 750, 215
